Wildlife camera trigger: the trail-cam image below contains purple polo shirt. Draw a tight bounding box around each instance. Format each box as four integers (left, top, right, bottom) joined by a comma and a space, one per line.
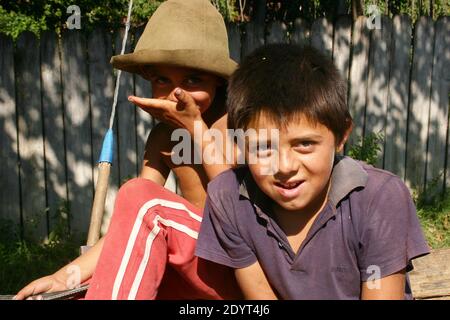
195, 156, 430, 299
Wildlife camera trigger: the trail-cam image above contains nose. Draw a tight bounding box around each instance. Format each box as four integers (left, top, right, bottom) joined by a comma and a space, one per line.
275, 149, 298, 179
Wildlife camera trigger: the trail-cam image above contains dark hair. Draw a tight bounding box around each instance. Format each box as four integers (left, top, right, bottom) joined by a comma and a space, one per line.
227, 43, 352, 144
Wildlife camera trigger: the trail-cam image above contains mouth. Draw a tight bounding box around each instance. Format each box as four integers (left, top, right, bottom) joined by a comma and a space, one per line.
273, 180, 304, 198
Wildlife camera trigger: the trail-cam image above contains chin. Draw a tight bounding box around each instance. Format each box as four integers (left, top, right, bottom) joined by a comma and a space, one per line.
273, 197, 306, 212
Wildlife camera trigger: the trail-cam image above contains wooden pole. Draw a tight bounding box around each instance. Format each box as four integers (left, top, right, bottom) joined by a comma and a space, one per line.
86, 162, 111, 246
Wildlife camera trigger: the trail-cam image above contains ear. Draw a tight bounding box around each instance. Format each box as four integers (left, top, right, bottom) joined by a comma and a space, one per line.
336, 120, 353, 153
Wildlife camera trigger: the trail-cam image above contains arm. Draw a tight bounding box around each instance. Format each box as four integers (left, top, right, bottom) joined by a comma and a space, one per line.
140, 122, 171, 184
235, 261, 278, 300
361, 269, 406, 300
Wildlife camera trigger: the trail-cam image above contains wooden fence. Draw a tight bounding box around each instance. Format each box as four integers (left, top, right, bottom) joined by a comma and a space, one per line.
0, 11, 449, 242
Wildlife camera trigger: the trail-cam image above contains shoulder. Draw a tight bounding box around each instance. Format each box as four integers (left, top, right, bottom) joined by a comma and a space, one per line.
357, 161, 410, 201
345, 158, 415, 225
207, 166, 246, 198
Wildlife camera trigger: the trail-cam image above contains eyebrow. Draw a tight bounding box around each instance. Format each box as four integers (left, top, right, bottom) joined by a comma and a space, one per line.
291, 134, 323, 141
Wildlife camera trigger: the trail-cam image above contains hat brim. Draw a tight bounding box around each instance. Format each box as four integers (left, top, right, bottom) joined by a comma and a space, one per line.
111, 49, 237, 80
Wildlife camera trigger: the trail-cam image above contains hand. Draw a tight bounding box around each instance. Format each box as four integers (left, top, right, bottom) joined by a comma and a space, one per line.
129, 88, 204, 136
13, 273, 68, 300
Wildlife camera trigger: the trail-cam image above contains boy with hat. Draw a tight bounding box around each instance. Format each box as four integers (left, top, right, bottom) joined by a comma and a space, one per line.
15, 0, 241, 300
195, 43, 430, 299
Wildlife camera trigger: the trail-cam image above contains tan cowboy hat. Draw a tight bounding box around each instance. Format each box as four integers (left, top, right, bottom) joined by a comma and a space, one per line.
110, 0, 237, 79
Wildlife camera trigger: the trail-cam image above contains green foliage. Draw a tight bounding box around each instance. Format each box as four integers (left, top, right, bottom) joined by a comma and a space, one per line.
1, 1, 448, 40
416, 188, 450, 249
0, 0, 236, 40
0, 5, 46, 39
347, 131, 384, 166
0, 205, 80, 294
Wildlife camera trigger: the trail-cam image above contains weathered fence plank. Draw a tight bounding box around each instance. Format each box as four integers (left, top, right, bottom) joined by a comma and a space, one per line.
384, 15, 412, 179
348, 16, 370, 148
61, 30, 93, 238
291, 18, 310, 45
266, 21, 288, 44
241, 1, 265, 58
115, 28, 138, 184
365, 16, 393, 168
332, 15, 352, 84
311, 17, 334, 58
226, 22, 242, 63
15, 32, 47, 240
425, 17, 450, 195
134, 26, 154, 175
0, 35, 21, 230
405, 17, 435, 191
40, 31, 68, 234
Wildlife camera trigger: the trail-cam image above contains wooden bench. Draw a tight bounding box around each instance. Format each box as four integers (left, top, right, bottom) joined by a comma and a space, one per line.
409, 248, 450, 300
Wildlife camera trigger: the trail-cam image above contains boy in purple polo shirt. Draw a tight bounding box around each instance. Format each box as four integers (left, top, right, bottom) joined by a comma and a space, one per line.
195, 43, 430, 300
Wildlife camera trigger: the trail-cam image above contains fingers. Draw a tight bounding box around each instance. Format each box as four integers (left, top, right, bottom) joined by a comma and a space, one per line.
14, 278, 52, 300
174, 88, 196, 111
128, 96, 174, 110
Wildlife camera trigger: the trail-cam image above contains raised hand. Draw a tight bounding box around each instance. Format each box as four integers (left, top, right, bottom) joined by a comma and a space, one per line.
129, 88, 204, 136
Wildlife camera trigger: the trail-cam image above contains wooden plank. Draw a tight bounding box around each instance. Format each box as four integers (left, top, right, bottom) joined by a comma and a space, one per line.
409, 248, 450, 299
266, 21, 288, 44
365, 16, 393, 168
241, 1, 265, 59
425, 17, 449, 195
291, 18, 310, 45
226, 22, 241, 63
134, 26, 154, 175
60, 30, 93, 239
332, 15, 352, 156
87, 28, 119, 237
0, 34, 21, 231
115, 28, 138, 184
384, 15, 412, 180
40, 31, 69, 235
15, 32, 47, 241
311, 17, 334, 58
405, 17, 435, 192
332, 15, 352, 85
347, 16, 370, 149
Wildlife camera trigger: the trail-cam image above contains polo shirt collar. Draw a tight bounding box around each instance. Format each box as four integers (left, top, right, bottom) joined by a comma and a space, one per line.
238, 155, 368, 212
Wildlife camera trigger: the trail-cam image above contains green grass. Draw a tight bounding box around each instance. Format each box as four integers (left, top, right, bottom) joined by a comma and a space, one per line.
416, 189, 450, 249
0, 218, 80, 295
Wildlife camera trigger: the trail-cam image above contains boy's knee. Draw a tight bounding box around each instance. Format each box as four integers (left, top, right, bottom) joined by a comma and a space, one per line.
115, 178, 165, 209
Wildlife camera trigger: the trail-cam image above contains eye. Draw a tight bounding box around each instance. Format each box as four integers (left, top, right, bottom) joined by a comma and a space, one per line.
152, 76, 170, 85
294, 141, 315, 152
249, 143, 274, 158
185, 76, 203, 86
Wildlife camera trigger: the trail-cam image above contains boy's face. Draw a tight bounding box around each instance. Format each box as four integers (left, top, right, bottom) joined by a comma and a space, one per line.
143, 65, 222, 113
247, 113, 347, 215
